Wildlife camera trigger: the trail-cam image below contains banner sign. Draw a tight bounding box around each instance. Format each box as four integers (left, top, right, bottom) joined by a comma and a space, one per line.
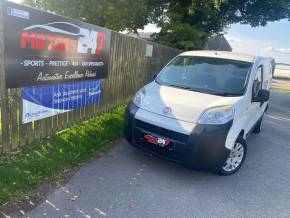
22, 80, 103, 123
2, 1, 111, 88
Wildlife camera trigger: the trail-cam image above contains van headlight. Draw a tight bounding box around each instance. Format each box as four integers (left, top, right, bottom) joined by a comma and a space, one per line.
198, 106, 234, 125
133, 88, 146, 107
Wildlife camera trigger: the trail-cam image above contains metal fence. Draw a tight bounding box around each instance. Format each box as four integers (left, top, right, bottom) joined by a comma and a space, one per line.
0, 31, 180, 154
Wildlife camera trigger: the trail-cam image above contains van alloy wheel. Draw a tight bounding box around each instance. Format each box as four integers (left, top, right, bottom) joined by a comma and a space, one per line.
222, 142, 244, 172
219, 138, 247, 175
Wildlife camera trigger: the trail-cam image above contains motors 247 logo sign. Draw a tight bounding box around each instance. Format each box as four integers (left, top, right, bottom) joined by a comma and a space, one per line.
2, 1, 111, 88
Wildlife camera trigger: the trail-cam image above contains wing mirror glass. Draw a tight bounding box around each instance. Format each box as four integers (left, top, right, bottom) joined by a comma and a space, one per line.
252, 89, 270, 103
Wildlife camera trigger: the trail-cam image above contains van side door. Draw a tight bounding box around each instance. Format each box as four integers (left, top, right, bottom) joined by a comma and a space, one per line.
245, 65, 263, 134
252, 65, 265, 124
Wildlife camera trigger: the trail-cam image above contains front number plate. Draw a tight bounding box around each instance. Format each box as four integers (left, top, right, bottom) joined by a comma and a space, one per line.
143, 133, 174, 151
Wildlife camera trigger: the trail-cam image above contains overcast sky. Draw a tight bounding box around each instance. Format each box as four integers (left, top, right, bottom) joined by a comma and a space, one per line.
10, 0, 290, 64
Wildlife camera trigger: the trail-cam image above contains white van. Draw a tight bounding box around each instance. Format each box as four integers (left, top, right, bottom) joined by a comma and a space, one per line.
124, 51, 273, 175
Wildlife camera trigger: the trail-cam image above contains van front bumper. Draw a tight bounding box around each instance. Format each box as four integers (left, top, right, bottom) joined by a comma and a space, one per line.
124, 102, 232, 171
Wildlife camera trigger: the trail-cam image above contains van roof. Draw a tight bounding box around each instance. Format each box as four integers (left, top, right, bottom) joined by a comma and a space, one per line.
180, 50, 256, 63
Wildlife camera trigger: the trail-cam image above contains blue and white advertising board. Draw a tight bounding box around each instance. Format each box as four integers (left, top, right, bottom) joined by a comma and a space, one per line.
22, 80, 103, 123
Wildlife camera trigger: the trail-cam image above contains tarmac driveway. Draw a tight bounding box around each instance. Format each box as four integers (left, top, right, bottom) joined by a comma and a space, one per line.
17, 81, 290, 218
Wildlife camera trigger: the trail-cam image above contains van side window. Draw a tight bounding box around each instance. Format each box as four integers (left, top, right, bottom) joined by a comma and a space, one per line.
253, 66, 263, 97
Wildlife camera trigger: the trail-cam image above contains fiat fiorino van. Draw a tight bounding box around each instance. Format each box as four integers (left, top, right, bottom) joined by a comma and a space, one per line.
124, 51, 274, 175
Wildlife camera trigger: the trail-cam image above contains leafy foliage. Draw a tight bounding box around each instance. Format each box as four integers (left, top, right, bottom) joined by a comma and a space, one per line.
0, 106, 125, 205
22, 0, 157, 33
22, 0, 290, 50
152, 0, 290, 49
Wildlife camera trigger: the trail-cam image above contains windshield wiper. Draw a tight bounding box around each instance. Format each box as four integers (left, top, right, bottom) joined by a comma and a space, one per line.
167, 85, 218, 95
167, 84, 192, 90
187, 88, 241, 97
186, 87, 221, 95
165, 84, 241, 97
214, 92, 242, 97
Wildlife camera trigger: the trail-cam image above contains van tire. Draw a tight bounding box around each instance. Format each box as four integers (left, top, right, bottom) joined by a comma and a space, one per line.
252, 115, 264, 134
218, 137, 247, 176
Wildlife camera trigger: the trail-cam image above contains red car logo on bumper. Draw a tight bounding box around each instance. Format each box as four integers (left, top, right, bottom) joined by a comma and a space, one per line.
144, 134, 171, 147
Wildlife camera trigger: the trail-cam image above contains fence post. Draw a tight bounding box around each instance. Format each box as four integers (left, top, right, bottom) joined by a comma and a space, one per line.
0, 0, 11, 153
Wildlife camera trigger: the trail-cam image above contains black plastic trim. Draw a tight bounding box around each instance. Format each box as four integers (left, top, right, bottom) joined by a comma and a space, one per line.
124, 105, 233, 171
245, 114, 264, 138
186, 121, 232, 170
123, 101, 139, 144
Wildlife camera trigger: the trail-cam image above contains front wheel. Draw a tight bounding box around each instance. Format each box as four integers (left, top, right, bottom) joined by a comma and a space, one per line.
218, 138, 247, 176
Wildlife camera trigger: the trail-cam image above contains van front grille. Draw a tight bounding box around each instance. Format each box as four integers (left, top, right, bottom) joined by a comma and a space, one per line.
134, 119, 189, 144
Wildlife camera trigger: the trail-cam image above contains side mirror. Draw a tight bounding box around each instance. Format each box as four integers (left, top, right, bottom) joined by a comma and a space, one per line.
253, 89, 270, 103
153, 74, 157, 80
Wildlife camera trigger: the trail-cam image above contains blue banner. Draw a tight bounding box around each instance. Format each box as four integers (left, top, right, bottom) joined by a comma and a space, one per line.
22, 80, 103, 123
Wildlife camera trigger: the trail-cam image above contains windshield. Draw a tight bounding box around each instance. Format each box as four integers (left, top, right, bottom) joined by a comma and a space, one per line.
156, 56, 252, 96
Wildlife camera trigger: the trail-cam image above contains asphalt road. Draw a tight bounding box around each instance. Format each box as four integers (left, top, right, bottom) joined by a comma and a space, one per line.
19, 89, 290, 218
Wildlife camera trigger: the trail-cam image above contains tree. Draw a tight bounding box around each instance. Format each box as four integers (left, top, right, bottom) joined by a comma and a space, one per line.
152, 0, 290, 50
22, 0, 290, 50
22, 0, 154, 33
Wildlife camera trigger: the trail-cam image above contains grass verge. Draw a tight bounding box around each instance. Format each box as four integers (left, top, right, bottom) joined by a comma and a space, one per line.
272, 89, 290, 93
0, 106, 125, 206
